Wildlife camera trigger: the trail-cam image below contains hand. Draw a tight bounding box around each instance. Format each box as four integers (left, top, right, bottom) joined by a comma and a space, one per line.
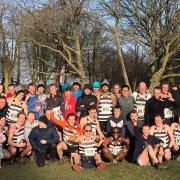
173, 144, 179, 151
35, 106, 41, 111
80, 105, 85, 108
18, 142, 27, 148
99, 134, 105, 140
40, 139, 47, 144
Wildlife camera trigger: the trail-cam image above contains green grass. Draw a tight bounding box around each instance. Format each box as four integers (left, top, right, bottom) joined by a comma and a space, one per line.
0, 160, 180, 180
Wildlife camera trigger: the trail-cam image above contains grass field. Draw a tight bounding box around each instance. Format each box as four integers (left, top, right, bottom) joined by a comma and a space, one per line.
0, 159, 180, 180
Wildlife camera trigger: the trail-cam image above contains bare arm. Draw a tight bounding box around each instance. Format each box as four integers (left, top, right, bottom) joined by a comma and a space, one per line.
166, 125, 174, 148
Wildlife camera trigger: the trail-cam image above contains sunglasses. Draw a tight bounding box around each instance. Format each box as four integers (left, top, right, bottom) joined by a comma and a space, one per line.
85, 130, 92, 132
113, 131, 120, 134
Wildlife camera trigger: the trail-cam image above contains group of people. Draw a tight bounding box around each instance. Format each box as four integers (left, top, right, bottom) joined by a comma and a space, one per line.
0, 80, 179, 172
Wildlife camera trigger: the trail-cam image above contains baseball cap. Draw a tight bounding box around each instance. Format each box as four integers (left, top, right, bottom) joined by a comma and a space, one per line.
93, 81, 100, 88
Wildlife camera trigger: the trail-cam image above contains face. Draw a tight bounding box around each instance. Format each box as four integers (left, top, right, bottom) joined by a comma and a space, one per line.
113, 85, 120, 94
93, 87, 99, 93
0, 85, 3, 93
37, 87, 44, 94
8, 86, 15, 94
28, 85, 36, 95
102, 85, 109, 93
0, 98, 6, 109
38, 121, 47, 128
73, 85, 80, 92
16, 92, 25, 101
112, 129, 120, 140
0, 117, 6, 127
130, 113, 138, 123
155, 116, 163, 127
49, 85, 57, 95
84, 88, 91, 95
84, 125, 92, 137
139, 82, 147, 94
88, 109, 97, 118
68, 115, 76, 126
64, 90, 72, 100
27, 113, 35, 123
121, 87, 129, 98
153, 89, 161, 99
17, 114, 26, 126
142, 126, 150, 137
114, 108, 121, 118
161, 84, 169, 94
45, 109, 52, 119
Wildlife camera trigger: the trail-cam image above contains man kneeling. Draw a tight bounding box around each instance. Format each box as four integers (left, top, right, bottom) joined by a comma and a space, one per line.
73, 124, 106, 172
102, 127, 129, 164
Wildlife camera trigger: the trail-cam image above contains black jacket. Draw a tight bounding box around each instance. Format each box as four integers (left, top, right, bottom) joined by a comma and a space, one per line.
133, 126, 162, 162
76, 94, 97, 117
171, 89, 180, 117
144, 96, 174, 125
46, 94, 65, 115
29, 126, 58, 153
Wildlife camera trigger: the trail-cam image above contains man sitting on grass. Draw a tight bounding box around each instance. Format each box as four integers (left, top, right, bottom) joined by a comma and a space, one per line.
102, 127, 129, 165
72, 124, 106, 172
133, 122, 167, 170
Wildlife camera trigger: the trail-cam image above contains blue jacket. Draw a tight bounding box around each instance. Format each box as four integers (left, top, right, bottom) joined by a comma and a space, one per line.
29, 126, 58, 153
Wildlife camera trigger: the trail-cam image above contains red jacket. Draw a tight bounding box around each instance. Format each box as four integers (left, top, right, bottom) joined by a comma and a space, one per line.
64, 94, 77, 119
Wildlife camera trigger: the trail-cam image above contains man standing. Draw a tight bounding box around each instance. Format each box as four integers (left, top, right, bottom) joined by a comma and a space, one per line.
145, 86, 174, 126
117, 85, 134, 121
133, 82, 151, 126
97, 80, 116, 134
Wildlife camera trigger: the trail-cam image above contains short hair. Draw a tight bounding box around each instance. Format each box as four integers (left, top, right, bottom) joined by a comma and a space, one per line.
154, 114, 164, 119
88, 105, 97, 112
113, 83, 120, 87
0, 96, 6, 101
64, 87, 71, 92
8, 84, 15, 87
111, 127, 121, 135
17, 112, 26, 118
154, 86, 161, 91
129, 110, 138, 115
49, 83, 57, 88
28, 83, 36, 88
114, 104, 121, 110
121, 85, 129, 90
161, 81, 169, 86
142, 124, 149, 128
83, 124, 92, 130
0, 115, 6, 119
66, 113, 78, 121
27, 111, 35, 116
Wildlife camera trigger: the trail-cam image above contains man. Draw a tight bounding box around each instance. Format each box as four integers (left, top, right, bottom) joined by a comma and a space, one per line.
133, 122, 167, 170
29, 115, 59, 167
125, 110, 141, 160
171, 84, 180, 123
145, 86, 175, 126
72, 81, 82, 99
76, 84, 97, 118
106, 105, 125, 137
51, 113, 82, 163
150, 114, 174, 163
63, 87, 77, 119
171, 116, 180, 160
92, 81, 100, 97
133, 82, 151, 125
72, 124, 106, 172
25, 83, 38, 112
113, 83, 121, 99
102, 127, 129, 164
5, 84, 16, 99
0, 96, 8, 117
8, 112, 31, 163
117, 85, 134, 121
97, 79, 116, 134
80, 106, 104, 138
46, 84, 65, 116
161, 82, 174, 125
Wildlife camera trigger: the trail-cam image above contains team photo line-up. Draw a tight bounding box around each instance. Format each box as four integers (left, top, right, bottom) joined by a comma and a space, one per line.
0, 80, 179, 172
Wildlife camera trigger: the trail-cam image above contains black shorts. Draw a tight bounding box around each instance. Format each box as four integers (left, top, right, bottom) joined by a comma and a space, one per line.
66, 144, 78, 153
81, 156, 95, 168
